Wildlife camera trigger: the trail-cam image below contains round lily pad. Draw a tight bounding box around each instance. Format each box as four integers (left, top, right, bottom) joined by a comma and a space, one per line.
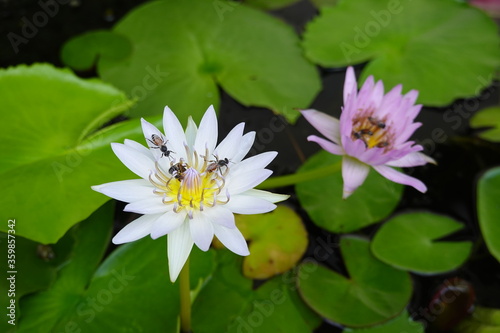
87, 0, 321, 122
477, 167, 500, 262
303, 0, 500, 106
371, 212, 472, 274
0, 64, 139, 244
296, 151, 403, 233
297, 236, 412, 327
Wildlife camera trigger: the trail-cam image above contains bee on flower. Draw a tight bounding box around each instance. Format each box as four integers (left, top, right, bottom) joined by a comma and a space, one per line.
92, 105, 287, 282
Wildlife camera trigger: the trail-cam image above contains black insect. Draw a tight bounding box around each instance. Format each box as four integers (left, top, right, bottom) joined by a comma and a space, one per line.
148, 134, 173, 158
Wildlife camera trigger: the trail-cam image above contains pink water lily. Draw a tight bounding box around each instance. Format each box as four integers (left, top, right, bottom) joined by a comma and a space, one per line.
302, 67, 435, 199
92, 105, 287, 281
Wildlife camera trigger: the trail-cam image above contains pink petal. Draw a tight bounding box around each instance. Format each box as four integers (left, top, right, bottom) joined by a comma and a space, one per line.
307, 135, 344, 155
342, 156, 370, 199
386, 152, 436, 167
373, 165, 427, 193
343, 67, 358, 103
301, 109, 341, 144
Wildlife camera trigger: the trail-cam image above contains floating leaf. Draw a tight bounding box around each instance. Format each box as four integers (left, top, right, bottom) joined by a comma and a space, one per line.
470, 107, 500, 142
61, 30, 132, 71
296, 151, 403, 233
87, 0, 321, 122
192, 250, 321, 333
371, 212, 472, 274
0, 64, 152, 244
234, 205, 308, 279
303, 0, 500, 106
297, 236, 412, 327
344, 310, 424, 333
477, 167, 500, 262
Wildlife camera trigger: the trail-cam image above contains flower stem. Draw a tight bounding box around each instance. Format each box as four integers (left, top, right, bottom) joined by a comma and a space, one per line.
257, 161, 342, 189
179, 257, 191, 333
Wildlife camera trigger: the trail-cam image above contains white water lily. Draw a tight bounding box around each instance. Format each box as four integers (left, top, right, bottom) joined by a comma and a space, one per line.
92, 105, 287, 281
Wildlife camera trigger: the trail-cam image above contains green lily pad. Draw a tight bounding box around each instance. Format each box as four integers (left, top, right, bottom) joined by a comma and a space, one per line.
297, 236, 412, 328
0, 64, 158, 244
344, 310, 424, 333
85, 0, 321, 122
296, 151, 403, 233
61, 30, 132, 71
303, 0, 500, 106
371, 212, 472, 274
470, 107, 500, 142
234, 205, 308, 279
192, 250, 321, 333
477, 167, 500, 262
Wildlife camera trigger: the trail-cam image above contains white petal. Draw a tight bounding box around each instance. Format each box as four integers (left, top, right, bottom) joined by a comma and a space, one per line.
342, 156, 370, 199
214, 123, 245, 160
385, 152, 436, 168
225, 194, 276, 214
194, 105, 218, 155
231, 132, 256, 163
301, 109, 341, 144
189, 212, 215, 251
124, 198, 168, 215
112, 214, 160, 244
141, 118, 162, 144
226, 169, 273, 195
373, 165, 427, 193
213, 224, 249, 256
163, 106, 187, 161
111, 142, 155, 180
150, 210, 188, 239
92, 179, 154, 203
185, 116, 198, 149
230, 151, 277, 176
203, 205, 235, 228
123, 139, 152, 157
241, 189, 289, 203
140, 118, 166, 160
167, 222, 193, 282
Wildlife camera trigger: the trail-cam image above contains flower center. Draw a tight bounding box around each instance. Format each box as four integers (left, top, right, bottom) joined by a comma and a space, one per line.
351, 115, 391, 149
148, 148, 229, 219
